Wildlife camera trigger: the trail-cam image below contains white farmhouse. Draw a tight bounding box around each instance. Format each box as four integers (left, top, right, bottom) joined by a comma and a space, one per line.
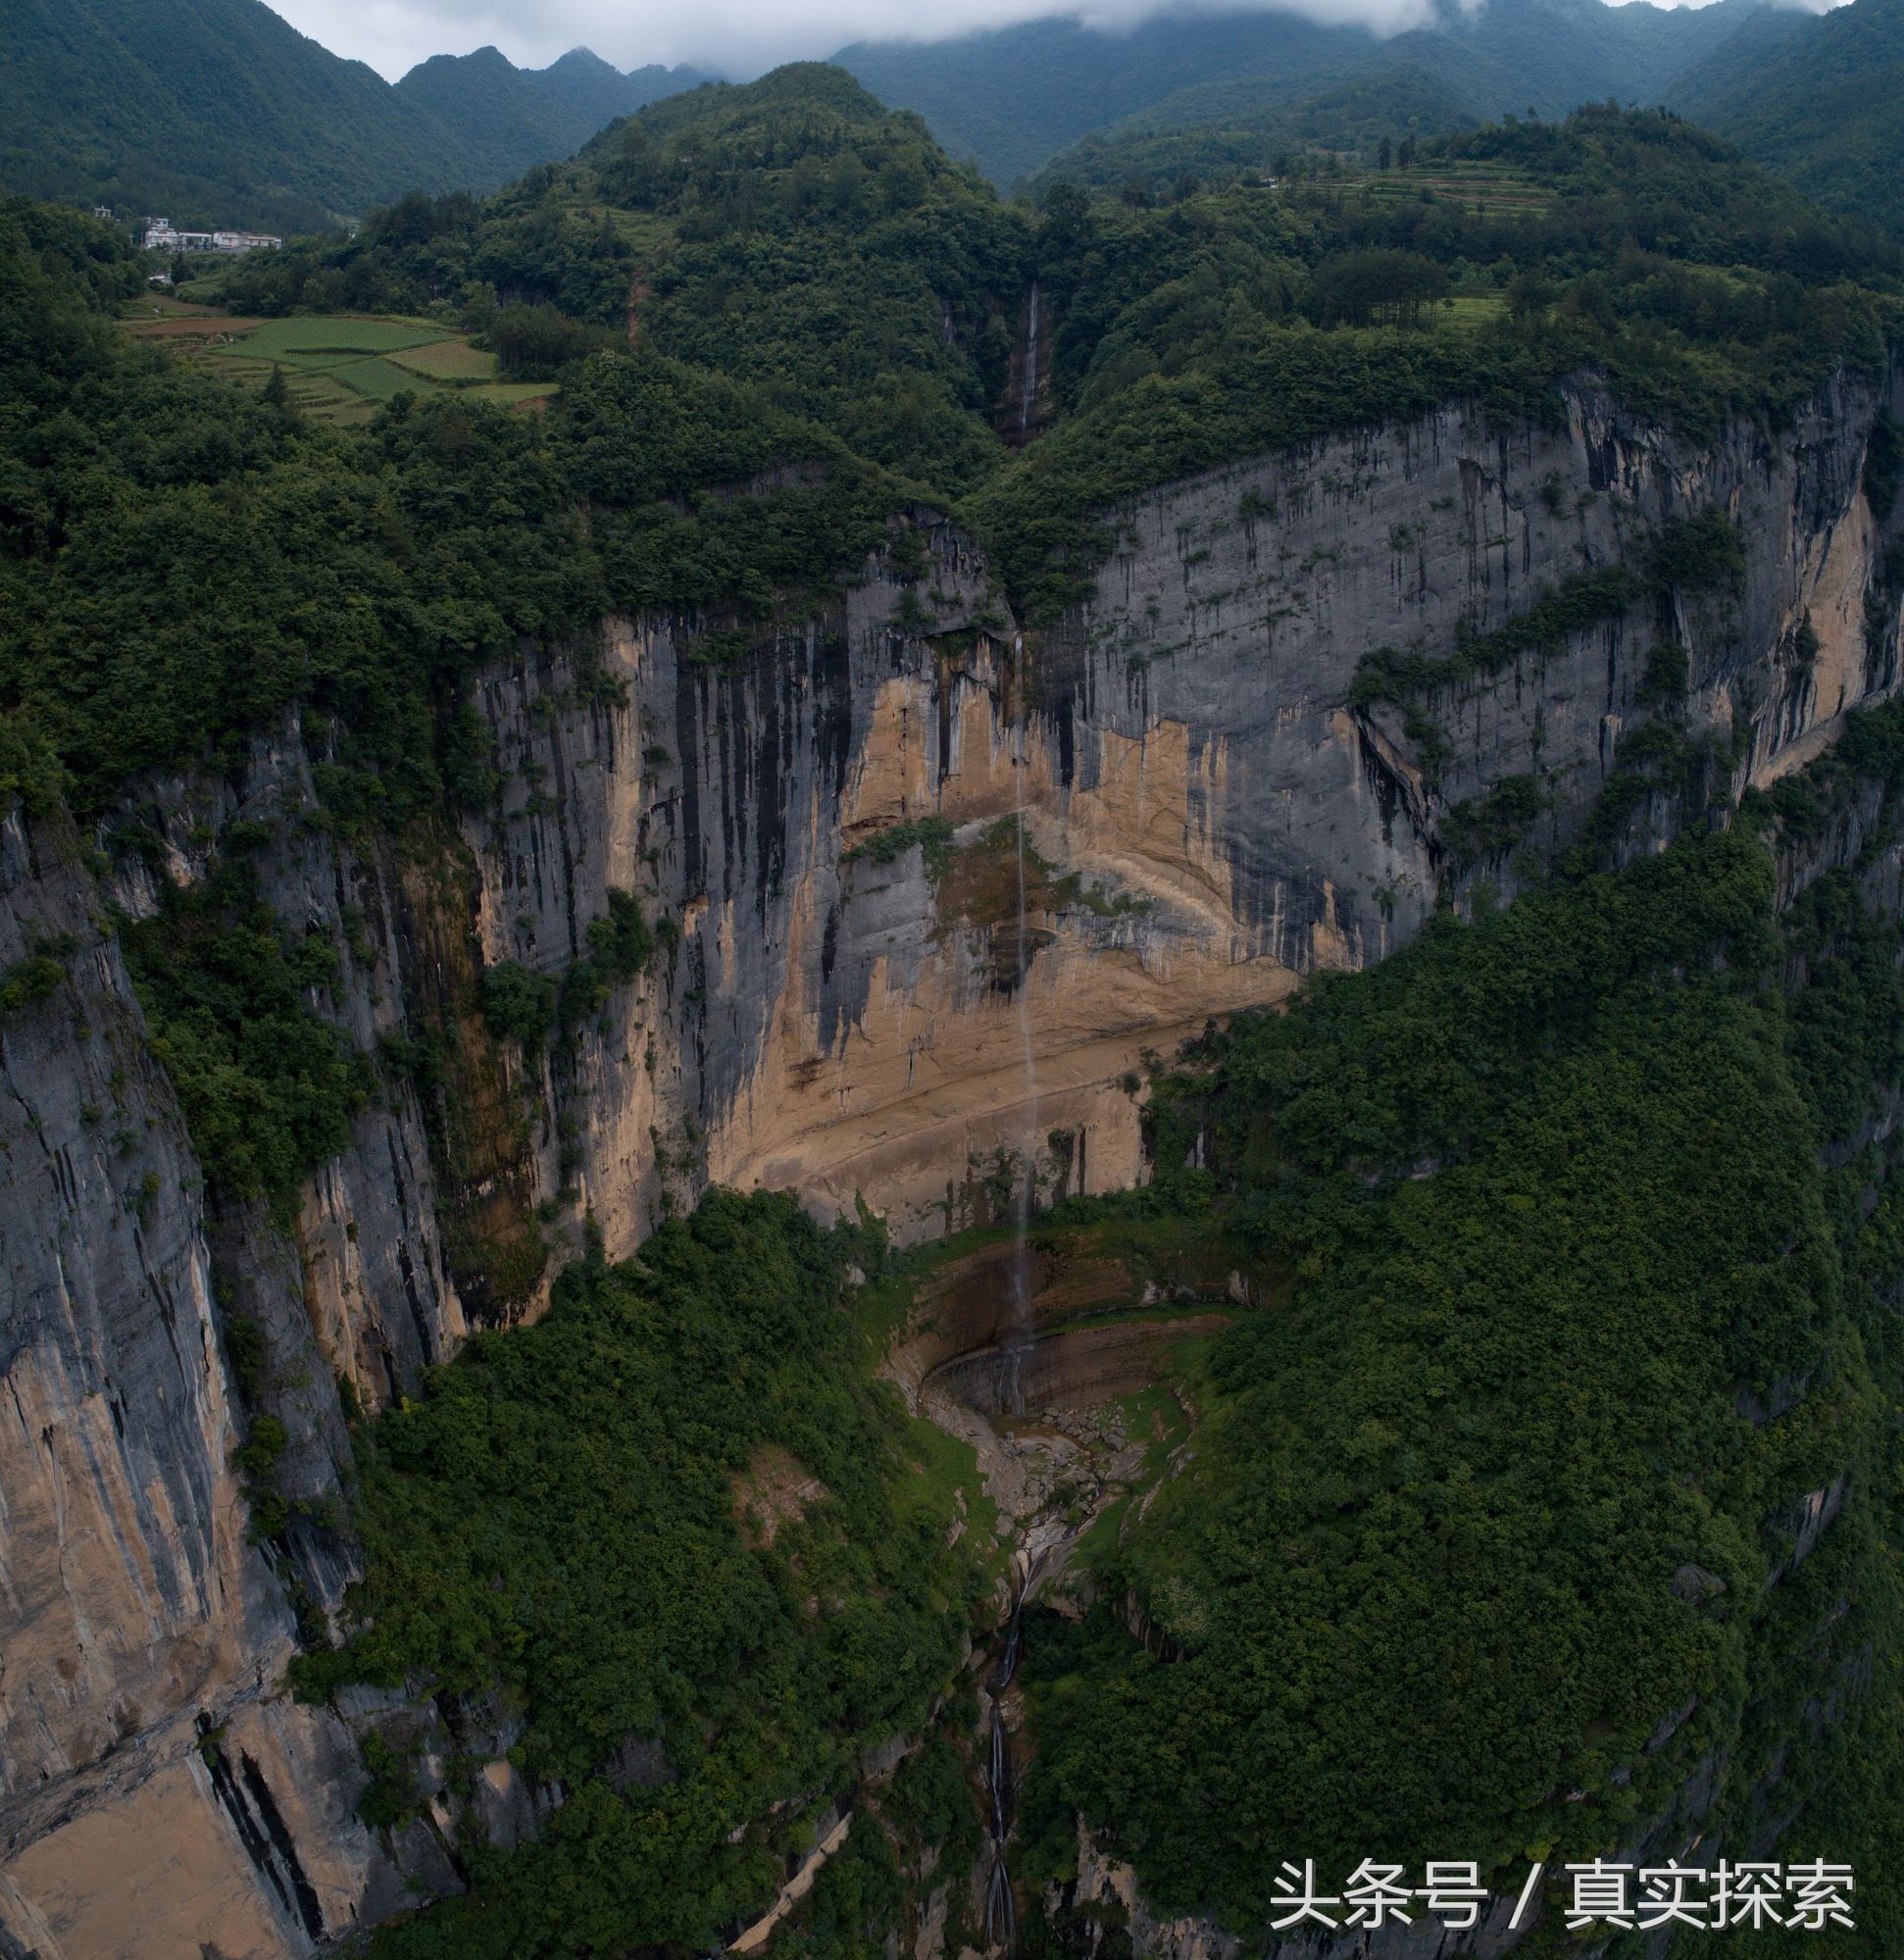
142, 218, 281, 254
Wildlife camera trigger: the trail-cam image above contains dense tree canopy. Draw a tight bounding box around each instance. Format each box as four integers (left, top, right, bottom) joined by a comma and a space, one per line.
299, 1191, 989, 1958
6, 73, 1904, 1956
1020, 787, 1904, 1945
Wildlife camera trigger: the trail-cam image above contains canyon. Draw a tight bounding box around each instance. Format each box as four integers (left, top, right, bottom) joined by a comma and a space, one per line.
2, 365, 1900, 1958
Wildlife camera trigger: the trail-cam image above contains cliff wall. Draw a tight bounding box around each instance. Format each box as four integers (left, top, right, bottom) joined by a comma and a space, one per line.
480, 372, 1903, 1250
3, 369, 1901, 1955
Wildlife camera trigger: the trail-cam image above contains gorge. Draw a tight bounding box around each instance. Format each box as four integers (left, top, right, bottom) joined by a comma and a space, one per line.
5, 361, 1901, 1954
6, 78, 1904, 1960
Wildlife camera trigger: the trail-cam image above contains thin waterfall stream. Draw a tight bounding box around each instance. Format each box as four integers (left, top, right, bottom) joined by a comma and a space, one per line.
1018, 281, 1040, 438
983, 1556, 1034, 1956
999, 639, 1040, 1416
985, 643, 1040, 1955
910, 649, 1226, 1954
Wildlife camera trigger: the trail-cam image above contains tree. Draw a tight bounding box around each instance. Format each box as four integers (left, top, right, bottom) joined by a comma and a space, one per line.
601, 126, 662, 208
1306, 248, 1451, 327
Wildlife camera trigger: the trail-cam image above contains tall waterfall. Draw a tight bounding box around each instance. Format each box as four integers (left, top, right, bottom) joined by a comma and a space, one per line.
983, 1561, 1032, 1956
982, 643, 1043, 1956
1000, 636, 1039, 1416
983, 1702, 1016, 1952
1018, 281, 1040, 438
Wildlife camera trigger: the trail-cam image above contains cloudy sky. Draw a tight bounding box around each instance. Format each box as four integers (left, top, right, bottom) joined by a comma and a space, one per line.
260, 0, 1548, 82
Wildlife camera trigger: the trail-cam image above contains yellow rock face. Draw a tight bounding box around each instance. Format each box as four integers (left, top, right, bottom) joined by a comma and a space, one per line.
703, 647, 1316, 1243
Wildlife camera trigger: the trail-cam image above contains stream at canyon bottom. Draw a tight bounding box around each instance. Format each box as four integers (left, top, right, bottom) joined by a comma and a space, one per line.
983, 1558, 1035, 1955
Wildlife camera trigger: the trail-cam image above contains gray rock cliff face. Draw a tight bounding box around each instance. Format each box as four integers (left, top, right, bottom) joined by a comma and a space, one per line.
0, 743, 488, 1954
0, 808, 387, 1959
2, 369, 1901, 1955
489, 374, 1903, 1250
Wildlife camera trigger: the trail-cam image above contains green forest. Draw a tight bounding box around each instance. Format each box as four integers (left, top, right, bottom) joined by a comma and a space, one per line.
1019, 786, 1904, 1950
216, 84, 1904, 622
1669, 0, 1904, 237
7, 51, 1904, 1959
297, 1191, 991, 1957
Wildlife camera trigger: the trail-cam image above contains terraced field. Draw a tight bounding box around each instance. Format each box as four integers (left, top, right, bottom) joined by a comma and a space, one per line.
387, 338, 497, 381
121, 299, 560, 423
1355, 163, 1551, 218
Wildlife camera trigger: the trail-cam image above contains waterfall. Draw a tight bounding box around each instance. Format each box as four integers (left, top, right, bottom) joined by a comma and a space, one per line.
988, 1709, 1010, 1835
982, 1562, 1032, 1956
999, 637, 1040, 1417
984, 1848, 1017, 1952
982, 1692, 1016, 1950
987, 679, 1041, 1956
1017, 281, 1040, 438
993, 1582, 1026, 1690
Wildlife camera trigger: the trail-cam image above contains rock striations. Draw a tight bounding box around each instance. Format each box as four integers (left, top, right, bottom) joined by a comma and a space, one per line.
3, 369, 1902, 1954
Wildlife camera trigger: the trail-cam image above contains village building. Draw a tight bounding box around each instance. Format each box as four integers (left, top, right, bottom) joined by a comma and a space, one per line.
142, 218, 281, 254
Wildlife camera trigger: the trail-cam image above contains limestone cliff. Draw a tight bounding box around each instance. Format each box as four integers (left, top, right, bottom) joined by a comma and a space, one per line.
0, 733, 504, 1955
3, 367, 1901, 1956
482, 371, 1904, 1250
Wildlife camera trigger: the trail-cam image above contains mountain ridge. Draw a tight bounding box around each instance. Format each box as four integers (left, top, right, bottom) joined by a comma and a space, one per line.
0, 0, 708, 231
834, 0, 1788, 186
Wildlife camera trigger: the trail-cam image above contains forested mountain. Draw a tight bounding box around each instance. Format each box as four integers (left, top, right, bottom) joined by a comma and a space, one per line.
8, 53, 1904, 1960
218, 72, 1897, 608
843, 0, 1904, 239
1022, 69, 1479, 199
1672, 0, 1904, 233
835, 11, 1376, 189
837, 0, 1778, 187
533, 46, 712, 127
0, 0, 705, 232
394, 46, 715, 197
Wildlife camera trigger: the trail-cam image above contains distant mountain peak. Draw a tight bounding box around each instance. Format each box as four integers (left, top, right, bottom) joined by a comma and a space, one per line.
545, 47, 621, 75
396, 44, 523, 86
0, 0, 709, 231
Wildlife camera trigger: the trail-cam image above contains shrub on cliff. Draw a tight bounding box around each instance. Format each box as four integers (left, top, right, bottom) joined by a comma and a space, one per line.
121, 855, 375, 1227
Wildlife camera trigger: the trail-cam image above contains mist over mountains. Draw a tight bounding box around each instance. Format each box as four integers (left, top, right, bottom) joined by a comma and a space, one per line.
2, 0, 1900, 235
837, 0, 1776, 186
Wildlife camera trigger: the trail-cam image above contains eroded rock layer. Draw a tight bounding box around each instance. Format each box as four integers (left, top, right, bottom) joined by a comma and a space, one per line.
3, 372, 1902, 1956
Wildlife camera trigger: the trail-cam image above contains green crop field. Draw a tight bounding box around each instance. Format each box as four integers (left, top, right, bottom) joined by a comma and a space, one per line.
238, 316, 443, 357
325, 354, 433, 401
468, 380, 560, 408
1356, 165, 1551, 217
122, 309, 556, 423
387, 338, 498, 381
